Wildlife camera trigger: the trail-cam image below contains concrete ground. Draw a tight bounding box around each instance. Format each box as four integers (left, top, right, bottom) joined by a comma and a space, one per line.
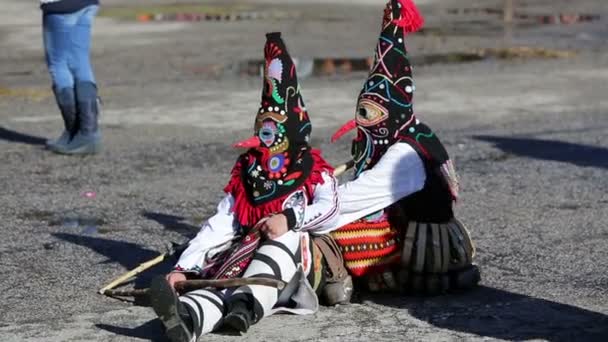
1, 0, 607, 341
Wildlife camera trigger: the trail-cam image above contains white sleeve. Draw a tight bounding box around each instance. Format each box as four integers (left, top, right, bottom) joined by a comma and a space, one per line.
174, 194, 239, 274
329, 142, 427, 231
297, 171, 340, 234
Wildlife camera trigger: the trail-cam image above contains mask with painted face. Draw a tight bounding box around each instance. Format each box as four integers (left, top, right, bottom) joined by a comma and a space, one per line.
228, 32, 332, 228
332, 0, 459, 199
332, 0, 421, 176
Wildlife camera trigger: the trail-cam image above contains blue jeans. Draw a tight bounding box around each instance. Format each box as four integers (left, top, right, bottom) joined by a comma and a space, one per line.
43, 5, 98, 90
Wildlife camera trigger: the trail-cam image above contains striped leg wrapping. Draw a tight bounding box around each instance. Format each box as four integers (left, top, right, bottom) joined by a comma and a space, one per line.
179, 289, 225, 338
231, 230, 307, 319
179, 231, 318, 338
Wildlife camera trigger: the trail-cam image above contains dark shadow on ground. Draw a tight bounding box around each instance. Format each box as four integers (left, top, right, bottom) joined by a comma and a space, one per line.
97, 318, 241, 341
142, 211, 198, 238
474, 135, 608, 169
53, 233, 159, 269
361, 286, 608, 341
52, 233, 176, 293
0, 126, 46, 145
96, 320, 167, 342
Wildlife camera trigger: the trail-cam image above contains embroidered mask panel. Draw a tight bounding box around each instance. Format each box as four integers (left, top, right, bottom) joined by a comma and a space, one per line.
351, 0, 417, 176
236, 32, 315, 205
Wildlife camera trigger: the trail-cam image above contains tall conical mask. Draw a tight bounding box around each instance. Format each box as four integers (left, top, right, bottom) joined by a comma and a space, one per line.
231, 32, 315, 208
331, 0, 424, 176
235, 32, 311, 153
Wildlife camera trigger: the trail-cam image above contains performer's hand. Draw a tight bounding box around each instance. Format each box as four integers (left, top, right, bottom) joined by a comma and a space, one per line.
260, 214, 289, 240
166, 272, 187, 289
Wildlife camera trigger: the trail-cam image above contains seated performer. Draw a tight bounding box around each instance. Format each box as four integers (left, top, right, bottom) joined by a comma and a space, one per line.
329, 0, 480, 295
148, 33, 347, 342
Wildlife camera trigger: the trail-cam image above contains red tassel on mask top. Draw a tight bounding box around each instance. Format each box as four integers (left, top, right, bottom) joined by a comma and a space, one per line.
393, 0, 424, 34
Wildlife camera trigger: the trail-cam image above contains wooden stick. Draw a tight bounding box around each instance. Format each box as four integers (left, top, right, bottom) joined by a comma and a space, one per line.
98, 253, 168, 294
99, 160, 354, 295
175, 278, 286, 291
103, 277, 286, 297
333, 160, 354, 177
105, 288, 148, 297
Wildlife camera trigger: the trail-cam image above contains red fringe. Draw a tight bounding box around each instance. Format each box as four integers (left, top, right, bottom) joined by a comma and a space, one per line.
224, 149, 333, 228
393, 0, 424, 34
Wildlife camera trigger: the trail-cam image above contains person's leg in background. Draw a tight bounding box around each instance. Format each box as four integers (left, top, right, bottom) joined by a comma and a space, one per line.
54, 5, 101, 155
43, 11, 77, 150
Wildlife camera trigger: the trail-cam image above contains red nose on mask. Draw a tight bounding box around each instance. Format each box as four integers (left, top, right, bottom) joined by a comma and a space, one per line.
233, 136, 261, 149
330, 119, 357, 143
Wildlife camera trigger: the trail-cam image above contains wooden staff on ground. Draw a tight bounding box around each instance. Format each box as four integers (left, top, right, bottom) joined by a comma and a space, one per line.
104, 278, 286, 298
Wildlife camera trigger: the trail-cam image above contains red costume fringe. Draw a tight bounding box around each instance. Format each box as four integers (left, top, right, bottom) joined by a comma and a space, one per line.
393, 0, 424, 34
224, 149, 334, 228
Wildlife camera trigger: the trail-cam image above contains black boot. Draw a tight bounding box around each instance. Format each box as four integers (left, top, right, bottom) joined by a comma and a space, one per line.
54, 81, 101, 155
223, 299, 254, 333
46, 87, 77, 150
149, 276, 195, 342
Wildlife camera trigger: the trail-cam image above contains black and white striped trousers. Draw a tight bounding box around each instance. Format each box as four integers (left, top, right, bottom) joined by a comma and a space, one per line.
178, 230, 318, 338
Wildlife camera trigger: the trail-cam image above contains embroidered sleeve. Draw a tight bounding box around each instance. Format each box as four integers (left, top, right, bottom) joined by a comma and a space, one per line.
282, 191, 307, 230
173, 194, 240, 275
329, 142, 426, 230
298, 171, 340, 233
